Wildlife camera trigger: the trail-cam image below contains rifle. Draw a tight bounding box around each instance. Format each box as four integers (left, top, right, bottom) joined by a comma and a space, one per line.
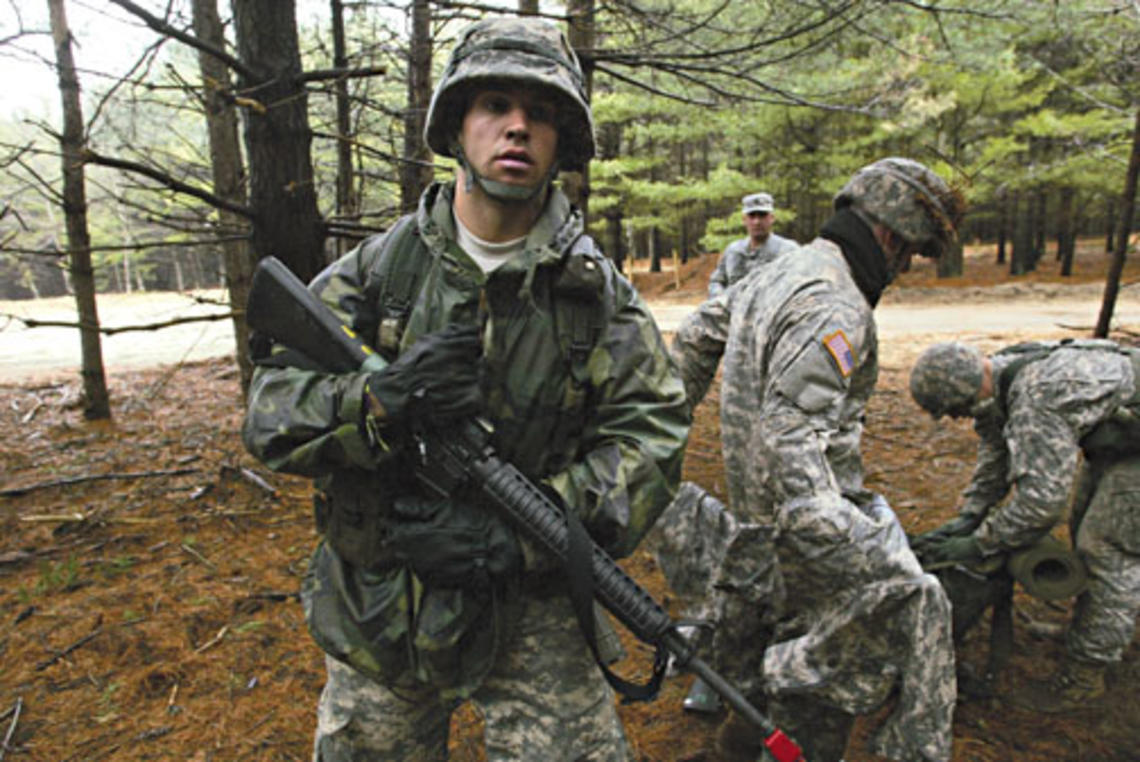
247, 256, 804, 762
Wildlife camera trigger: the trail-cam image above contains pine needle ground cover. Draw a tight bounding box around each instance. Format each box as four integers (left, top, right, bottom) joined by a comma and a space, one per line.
2, 239, 1140, 761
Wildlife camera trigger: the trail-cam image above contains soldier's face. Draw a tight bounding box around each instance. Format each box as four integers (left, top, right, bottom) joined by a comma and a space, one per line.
743, 210, 774, 240
883, 229, 920, 280
459, 87, 559, 191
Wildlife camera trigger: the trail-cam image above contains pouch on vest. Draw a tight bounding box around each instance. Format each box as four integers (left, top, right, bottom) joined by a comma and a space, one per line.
314, 467, 399, 570
380, 493, 523, 588
1080, 409, 1140, 459
1082, 352, 1140, 458
302, 541, 415, 685
303, 528, 522, 696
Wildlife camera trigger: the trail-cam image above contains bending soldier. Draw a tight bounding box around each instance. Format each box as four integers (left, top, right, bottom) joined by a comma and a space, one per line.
242, 17, 689, 760
911, 338, 1140, 712
673, 158, 965, 762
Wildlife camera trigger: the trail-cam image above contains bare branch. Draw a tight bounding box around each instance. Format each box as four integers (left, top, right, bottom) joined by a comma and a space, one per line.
104, 0, 256, 81
82, 148, 254, 218
3, 236, 249, 257
2, 311, 236, 335
297, 65, 388, 84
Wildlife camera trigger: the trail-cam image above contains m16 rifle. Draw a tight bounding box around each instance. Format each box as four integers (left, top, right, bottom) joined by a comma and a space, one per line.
247, 256, 804, 762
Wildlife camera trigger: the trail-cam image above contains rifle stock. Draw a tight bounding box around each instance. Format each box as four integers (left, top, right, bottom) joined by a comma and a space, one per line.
246, 256, 804, 762
247, 256, 386, 374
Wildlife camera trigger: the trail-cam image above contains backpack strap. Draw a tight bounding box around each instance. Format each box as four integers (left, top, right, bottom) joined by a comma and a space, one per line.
353, 215, 428, 359
995, 351, 1051, 419
552, 234, 613, 388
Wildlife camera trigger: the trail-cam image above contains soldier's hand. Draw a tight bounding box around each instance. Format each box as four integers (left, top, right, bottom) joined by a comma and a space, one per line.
909, 514, 983, 552
364, 324, 483, 423
918, 535, 985, 568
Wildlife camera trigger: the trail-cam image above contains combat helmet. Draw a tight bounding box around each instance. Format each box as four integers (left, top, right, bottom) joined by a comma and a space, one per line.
910, 341, 986, 418
425, 17, 595, 200
834, 158, 964, 260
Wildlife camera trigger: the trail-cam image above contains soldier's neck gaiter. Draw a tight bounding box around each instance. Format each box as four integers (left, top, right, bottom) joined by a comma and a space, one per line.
821, 208, 888, 307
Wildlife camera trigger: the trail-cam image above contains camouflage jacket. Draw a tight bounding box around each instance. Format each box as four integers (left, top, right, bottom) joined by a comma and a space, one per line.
674, 237, 955, 762
707, 232, 798, 297
961, 342, 1138, 555
677, 237, 877, 520
242, 182, 688, 694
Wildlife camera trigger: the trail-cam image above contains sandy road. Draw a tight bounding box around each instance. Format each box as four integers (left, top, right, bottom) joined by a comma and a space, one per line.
3, 286, 1140, 384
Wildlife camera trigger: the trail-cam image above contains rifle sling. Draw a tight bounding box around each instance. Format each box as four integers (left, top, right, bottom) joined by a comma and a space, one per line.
563, 503, 668, 703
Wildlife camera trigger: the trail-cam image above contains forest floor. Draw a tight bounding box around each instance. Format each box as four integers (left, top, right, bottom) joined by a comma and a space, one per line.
3, 239, 1140, 761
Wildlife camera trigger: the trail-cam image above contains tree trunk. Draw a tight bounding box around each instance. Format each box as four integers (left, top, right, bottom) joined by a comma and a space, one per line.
1011, 191, 1034, 275
233, 0, 324, 282
400, 0, 433, 215
1105, 197, 1116, 253
518, 0, 539, 13
597, 119, 624, 271
937, 237, 963, 278
1057, 185, 1076, 276
996, 191, 1008, 265
563, 0, 594, 224
1095, 108, 1140, 338
330, 0, 359, 255
1033, 189, 1047, 268
48, 0, 110, 420
194, 0, 255, 395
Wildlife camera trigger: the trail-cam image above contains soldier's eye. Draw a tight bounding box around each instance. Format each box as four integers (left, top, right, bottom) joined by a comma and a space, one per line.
529, 102, 556, 124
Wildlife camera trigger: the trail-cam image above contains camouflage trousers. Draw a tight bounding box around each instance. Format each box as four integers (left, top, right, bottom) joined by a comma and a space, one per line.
1068, 455, 1140, 664
725, 496, 955, 762
312, 590, 630, 761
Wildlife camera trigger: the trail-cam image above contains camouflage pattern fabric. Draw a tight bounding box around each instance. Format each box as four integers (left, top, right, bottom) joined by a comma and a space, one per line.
949, 344, 1140, 664
1068, 456, 1140, 663
243, 181, 688, 755
960, 346, 1135, 553
672, 236, 956, 762
646, 481, 737, 607
424, 17, 594, 171
707, 233, 798, 297
909, 341, 985, 418
834, 157, 962, 260
313, 591, 629, 761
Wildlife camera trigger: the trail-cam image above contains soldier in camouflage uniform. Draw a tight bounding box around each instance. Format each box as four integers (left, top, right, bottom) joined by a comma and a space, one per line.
910, 339, 1140, 713
707, 192, 799, 298
242, 17, 689, 761
673, 158, 965, 762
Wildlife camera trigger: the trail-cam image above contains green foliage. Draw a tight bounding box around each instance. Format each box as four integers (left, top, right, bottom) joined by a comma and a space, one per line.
32, 555, 81, 596
99, 555, 137, 580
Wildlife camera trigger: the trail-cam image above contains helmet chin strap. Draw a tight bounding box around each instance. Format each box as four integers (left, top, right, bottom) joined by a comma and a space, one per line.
453, 143, 559, 203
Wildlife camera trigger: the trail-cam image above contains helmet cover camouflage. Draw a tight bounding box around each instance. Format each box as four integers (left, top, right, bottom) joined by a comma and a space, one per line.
834, 157, 964, 259
425, 17, 595, 171
910, 341, 986, 418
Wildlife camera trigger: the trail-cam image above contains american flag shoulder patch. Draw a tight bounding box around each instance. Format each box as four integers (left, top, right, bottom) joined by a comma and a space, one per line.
822, 329, 855, 378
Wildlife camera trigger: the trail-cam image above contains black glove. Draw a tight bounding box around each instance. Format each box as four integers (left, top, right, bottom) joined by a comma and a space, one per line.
364, 324, 483, 424
919, 535, 985, 568
910, 513, 984, 552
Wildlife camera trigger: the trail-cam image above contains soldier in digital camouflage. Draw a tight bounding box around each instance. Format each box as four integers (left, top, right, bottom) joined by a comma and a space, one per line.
671, 158, 965, 762
910, 338, 1140, 713
707, 191, 799, 298
242, 16, 689, 761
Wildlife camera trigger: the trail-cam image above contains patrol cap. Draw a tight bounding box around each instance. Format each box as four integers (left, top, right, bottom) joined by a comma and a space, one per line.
835, 157, 964, 260
910, 341, 986, 418
424, 17, 595, 171
742, 192, 774, 215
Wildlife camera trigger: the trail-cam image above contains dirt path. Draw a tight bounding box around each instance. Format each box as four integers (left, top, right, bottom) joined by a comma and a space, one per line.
4, 285, 1140, 383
